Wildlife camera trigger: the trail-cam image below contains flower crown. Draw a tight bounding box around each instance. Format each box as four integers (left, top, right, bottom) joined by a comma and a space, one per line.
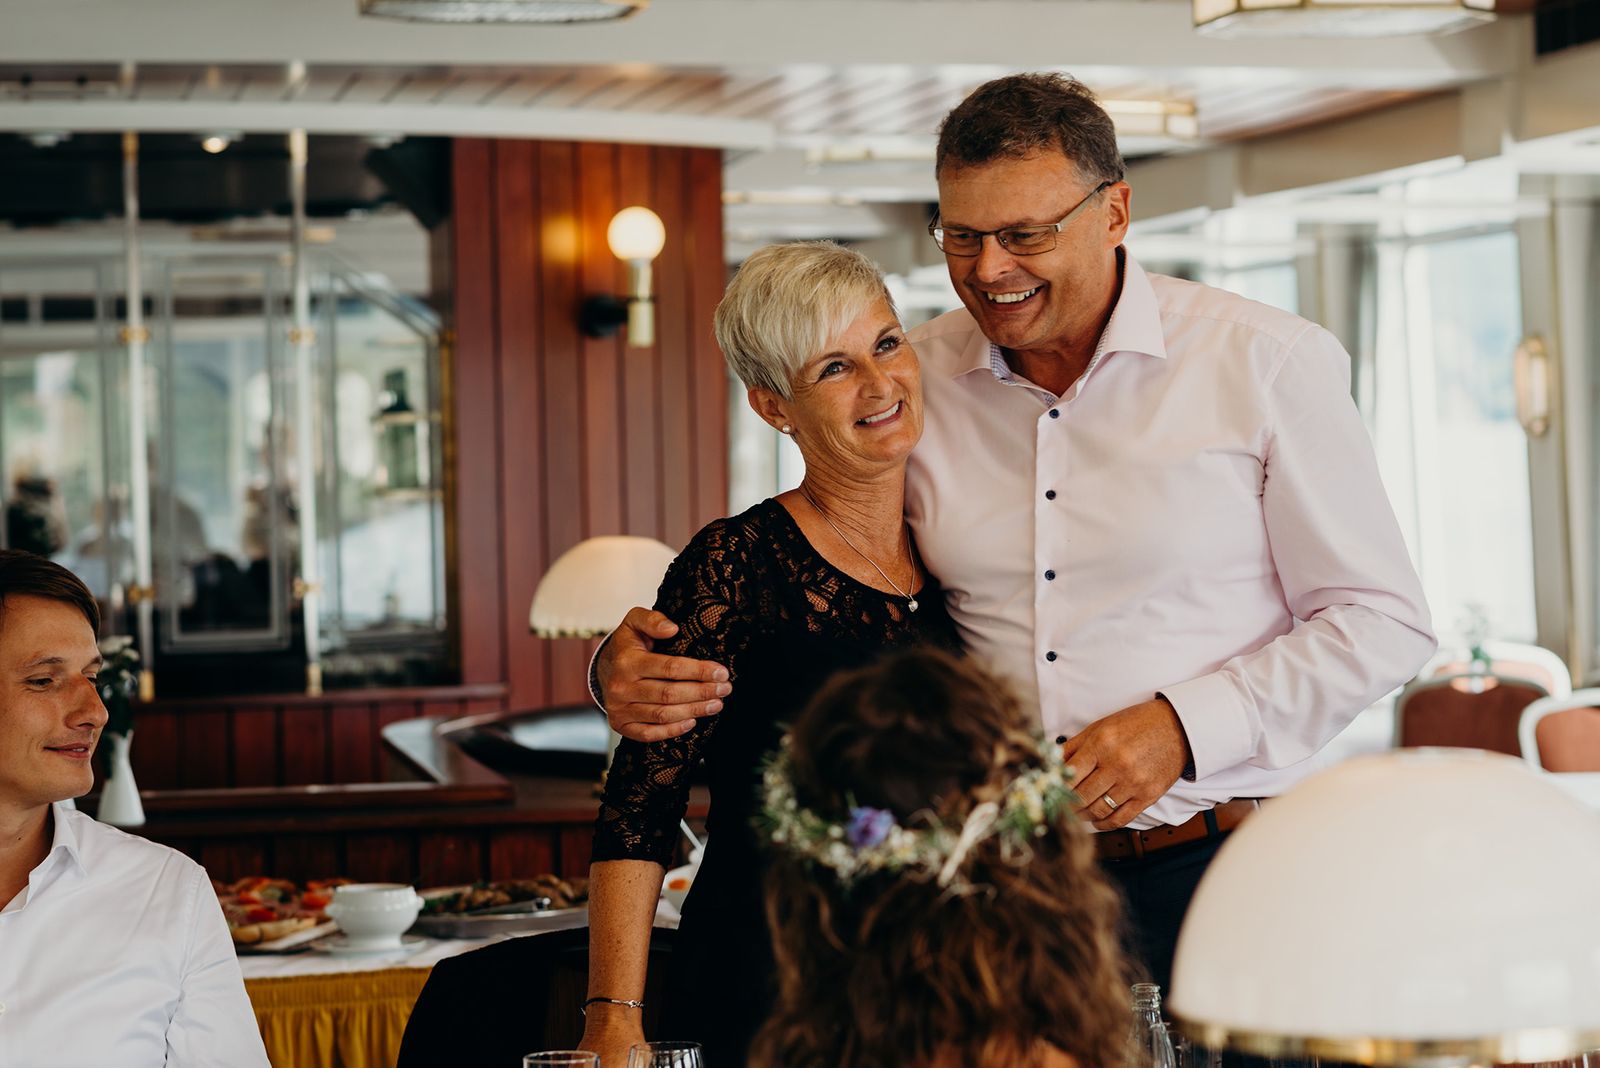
757, 735, 1079, 889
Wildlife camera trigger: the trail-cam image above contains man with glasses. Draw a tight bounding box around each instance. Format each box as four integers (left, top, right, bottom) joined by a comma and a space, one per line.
595, 73, 1433, 992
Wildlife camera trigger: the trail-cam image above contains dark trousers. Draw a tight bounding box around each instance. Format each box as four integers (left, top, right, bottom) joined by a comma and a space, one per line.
1100, 831, 1230, 997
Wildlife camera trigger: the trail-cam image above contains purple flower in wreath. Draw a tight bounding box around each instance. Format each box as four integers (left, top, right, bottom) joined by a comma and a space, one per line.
846, 806, 897, 849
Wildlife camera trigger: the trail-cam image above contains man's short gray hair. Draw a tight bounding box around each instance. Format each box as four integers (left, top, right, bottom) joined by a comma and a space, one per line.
935, 72, 1126, 188
715, 242, 895, 400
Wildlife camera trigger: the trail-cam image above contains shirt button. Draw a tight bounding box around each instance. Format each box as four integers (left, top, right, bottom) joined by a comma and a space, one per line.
1044, 569, 1056, 581
1049, 408, 1061, 419
0, 1001, 7, 1014
1045, 651, 1058, 662
1045, 490, 1056, 500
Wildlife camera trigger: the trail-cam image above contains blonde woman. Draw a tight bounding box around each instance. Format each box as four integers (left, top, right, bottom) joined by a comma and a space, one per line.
580, 243, 960, 1066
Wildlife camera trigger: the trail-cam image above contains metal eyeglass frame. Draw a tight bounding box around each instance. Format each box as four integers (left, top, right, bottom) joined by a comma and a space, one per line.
928, 180, 1114, 256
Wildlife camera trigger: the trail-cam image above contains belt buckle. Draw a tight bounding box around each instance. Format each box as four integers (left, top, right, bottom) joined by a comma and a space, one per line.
1128, 829, 1147, 859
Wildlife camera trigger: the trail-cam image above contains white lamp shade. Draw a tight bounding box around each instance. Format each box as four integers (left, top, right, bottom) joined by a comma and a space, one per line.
607, 206, 666, 262
1170, 749, 1600, 1063
529, 535, 679, 638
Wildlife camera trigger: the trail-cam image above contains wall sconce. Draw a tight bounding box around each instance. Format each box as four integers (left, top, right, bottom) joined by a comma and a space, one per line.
1514, 334, 1551, 438
580, 206, 666, 349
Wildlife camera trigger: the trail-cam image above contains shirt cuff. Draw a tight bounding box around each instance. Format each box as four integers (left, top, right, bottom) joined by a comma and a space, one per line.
588, 633, 613, 712
1157, 673, 1255, 783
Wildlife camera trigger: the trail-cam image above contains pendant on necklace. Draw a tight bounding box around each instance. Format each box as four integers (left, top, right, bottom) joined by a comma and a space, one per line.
907, 597, 919, 612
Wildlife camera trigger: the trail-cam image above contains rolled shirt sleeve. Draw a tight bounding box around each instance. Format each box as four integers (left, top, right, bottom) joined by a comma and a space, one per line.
1158, 324, 1436, 780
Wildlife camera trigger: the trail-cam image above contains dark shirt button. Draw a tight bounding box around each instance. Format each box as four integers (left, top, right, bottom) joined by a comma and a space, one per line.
1045, 569, 1056, 581
1049, 408, 1061, 419
1045, 650, 1058, 662
1045, 490, 1056, 500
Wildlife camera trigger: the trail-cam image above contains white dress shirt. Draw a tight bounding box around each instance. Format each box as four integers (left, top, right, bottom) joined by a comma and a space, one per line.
0, 803, 269, 1068
905, 252, 1436, 829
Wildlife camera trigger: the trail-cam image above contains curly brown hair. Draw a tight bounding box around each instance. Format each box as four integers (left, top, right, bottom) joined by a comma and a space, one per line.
750, 648, 1132, 1068
935, 72, 1126, 186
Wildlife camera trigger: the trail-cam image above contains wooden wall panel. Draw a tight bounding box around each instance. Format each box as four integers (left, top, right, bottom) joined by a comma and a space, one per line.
450, 137, 509, 694
451, 139, 728, 713
231, 708, 279, 788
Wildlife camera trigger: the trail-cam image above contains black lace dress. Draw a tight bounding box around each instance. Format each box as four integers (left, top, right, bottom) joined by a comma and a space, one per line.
593, 498, 960, 1063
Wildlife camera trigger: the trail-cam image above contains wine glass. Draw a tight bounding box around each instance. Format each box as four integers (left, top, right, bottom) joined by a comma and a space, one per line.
627, 1040, 704, 1067
523, 1053, 600, 1067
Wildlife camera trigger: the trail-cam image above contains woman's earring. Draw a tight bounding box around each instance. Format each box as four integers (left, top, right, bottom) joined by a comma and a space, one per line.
780, 425, 792, 435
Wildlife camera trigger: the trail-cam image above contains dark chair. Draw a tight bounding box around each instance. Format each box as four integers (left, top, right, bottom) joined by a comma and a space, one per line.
1393, 671, 1550, 756
397, 926, 676, 1068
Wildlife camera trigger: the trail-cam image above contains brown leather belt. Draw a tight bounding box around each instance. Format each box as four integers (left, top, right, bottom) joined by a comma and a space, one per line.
1094, 798, 1259, 861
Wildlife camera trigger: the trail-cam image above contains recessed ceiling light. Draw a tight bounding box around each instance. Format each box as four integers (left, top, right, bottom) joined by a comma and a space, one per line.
24, 131, 70, 148
199, 131, 241, 154
358, 0, 646, 23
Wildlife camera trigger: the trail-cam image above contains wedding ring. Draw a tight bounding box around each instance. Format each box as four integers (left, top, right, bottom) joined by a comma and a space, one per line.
1102, 794, 1118, 809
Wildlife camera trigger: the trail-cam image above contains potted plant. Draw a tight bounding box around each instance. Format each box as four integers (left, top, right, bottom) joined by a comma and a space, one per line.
96, 636, 145, 826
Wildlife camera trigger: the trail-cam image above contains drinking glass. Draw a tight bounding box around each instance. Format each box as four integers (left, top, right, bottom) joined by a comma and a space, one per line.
523, 1053, 599, 1067
627, 1040, 704, 1067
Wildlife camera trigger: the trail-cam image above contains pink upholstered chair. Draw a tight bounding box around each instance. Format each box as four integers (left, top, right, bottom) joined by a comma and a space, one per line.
1518, 688, 1600, 772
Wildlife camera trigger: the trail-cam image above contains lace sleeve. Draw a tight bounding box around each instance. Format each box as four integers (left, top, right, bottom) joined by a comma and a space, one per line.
592, 518, 760, 867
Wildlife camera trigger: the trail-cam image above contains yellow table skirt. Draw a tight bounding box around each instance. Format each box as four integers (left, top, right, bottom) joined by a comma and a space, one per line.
246, 967, 433, 1068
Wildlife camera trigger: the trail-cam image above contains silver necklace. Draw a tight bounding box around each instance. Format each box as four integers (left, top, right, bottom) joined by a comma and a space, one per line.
798, 485, 918, 612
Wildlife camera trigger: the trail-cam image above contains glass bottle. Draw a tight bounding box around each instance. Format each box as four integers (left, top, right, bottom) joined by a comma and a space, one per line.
377, 368, 420, 491
1127, 983, 1178, 1068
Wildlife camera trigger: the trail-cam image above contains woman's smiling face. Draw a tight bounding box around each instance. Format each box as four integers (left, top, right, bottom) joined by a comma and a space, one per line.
766, 298, 923, 476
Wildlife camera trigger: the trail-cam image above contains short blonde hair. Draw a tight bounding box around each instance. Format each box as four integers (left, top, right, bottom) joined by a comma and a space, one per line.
714, 242, 895, 399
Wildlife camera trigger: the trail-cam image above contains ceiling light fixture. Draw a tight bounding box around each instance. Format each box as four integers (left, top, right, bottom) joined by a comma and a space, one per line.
199, 131, 241, 154
358, 0, 647, 23
1192, 0, 1530, 37
24, 131, 71, 148
1101, 99, 1200, 140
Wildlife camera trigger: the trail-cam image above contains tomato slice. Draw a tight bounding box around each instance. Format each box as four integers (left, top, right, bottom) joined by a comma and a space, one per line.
299, 891, 331, 910
245, 906, 277, 923
236, 891, 262, 905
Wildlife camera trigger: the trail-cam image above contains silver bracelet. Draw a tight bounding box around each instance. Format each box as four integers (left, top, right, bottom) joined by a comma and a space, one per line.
582, 996, 645, 1015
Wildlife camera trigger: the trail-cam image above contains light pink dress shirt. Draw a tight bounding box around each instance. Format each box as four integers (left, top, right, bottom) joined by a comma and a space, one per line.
905, 252, 1435, 829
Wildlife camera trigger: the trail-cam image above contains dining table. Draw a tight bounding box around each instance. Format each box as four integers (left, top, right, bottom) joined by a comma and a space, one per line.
237, 902, 681, 1068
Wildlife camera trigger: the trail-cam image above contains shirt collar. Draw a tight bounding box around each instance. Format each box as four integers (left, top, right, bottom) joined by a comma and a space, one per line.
952, 247, 1168, 385
46, 801, 88, 877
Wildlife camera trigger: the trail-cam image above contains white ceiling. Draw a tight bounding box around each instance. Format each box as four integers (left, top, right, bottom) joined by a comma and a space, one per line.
1, 0, 1596, 255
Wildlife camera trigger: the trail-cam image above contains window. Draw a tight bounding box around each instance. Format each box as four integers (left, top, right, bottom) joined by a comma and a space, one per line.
1373, 229, 1535, 644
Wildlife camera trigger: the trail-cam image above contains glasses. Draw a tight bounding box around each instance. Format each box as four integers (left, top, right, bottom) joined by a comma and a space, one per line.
929, 180, 1113, 257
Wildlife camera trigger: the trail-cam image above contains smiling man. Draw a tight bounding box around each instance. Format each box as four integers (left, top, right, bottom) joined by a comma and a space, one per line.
0, 550, 267, 1068
595, 74, 1435, 995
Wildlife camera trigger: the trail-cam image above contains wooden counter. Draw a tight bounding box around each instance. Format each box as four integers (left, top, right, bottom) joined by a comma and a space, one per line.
108, 707, 707, 885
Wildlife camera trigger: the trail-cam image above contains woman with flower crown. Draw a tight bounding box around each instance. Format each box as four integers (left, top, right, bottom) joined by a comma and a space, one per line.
752, 647, 1132, 1068
580, 242, 962, 1066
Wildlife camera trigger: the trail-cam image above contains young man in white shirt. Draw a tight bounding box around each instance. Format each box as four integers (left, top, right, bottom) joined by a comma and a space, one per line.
0, 549, 268, 1068
592, 75, 1434, 993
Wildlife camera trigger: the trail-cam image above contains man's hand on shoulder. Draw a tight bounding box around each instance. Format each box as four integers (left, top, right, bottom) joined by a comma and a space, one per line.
597, 607, 732, 743
1059, 697, 1190, 831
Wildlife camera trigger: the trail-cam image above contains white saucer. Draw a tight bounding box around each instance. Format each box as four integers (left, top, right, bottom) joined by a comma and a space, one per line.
312, 933, 428, 956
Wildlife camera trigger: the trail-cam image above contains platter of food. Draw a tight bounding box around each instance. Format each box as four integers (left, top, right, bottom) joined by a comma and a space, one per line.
411, 875, 590, 938
215, 876, 352, 953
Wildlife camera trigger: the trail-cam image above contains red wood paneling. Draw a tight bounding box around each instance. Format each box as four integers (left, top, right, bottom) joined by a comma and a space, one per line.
130, 708, 180, 789
230, 708, 279, 788
279, 705, 329, 784
494, 137, 551, 715
328, 704, 377, 783
418, 829, 484, 887
451, 137, 508, 692
653, 147, 696, 549
178, 708, 230, 790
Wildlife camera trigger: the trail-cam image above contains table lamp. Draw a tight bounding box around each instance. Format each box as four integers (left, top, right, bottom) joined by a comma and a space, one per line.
529, 535, 679, 639
1170, 748, 1600, 1066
